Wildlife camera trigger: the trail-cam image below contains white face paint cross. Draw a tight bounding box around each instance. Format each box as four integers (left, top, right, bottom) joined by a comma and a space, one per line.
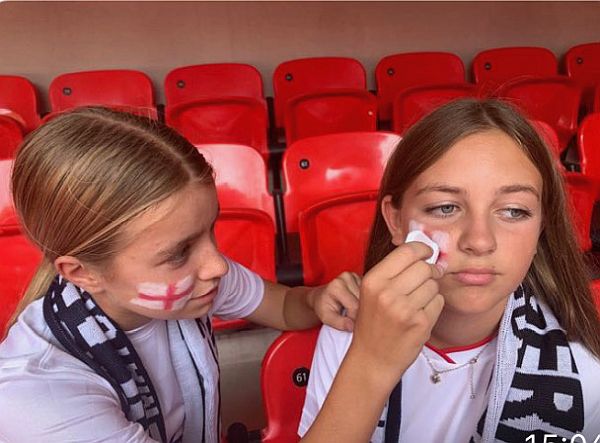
132, 275, 195, 311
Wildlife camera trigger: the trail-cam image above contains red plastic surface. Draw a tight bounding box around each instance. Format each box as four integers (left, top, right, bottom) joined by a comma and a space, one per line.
282, 132, 401, 233
299, 191, 377, 286
532, 119, 562, 166
564, 42, 600, 113
49, 70, 156, 117
273, 57, 366, 128
563, 172, 599, 252
472, 47, 558, 96
261, 327, 320, 443
195, 144, 274, 222
283, 88, 377, 144
164, 63, 264, 106
0, 75, 40, 133
375, 52, 466, 122
392, 83, 477, 134
497, 77, 581, 150
0, 115, 24, 159
577, 114, 600, 180
594, 85, 600, 113
167, 97, 268, 157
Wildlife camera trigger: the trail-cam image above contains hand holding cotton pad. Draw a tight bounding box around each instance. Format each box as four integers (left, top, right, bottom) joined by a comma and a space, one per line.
405, 230, 440, 265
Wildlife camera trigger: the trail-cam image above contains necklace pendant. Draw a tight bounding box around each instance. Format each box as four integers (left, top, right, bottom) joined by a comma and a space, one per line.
430, 373, 441, 383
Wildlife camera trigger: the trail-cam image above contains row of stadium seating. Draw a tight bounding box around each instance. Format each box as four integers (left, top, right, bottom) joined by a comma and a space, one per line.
2, 112, 600, 336
1, 43, 599, 160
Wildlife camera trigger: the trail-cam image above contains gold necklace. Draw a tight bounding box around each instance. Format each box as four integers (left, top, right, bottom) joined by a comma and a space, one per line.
421, 342, 491, 400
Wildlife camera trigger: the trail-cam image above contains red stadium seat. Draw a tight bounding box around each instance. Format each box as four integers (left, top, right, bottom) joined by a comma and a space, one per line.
472, 47, 558, 96
564, 42, 600, 114
375, 52, 466, 122
497, 77, 581, 150
0, 113, 24, 159
577, 113, 600, 180
0, 75, 40, 133
283, 89, 377, 144
282, 132, 400, 233
0, 225, 43, 337
299, 191, 377, 285
164, 63, 264, 106
261, 327, 320, 443
48, 70, 156, 118
531, 119, 562, 167
196, 144, 275, 222
563, 172, 599, 252
273, 57, 367, 129
196, 144, 276, 331
167, 98, 268, 157
392, 83, 477, 134
165, 64, 268, 156
594, 85, 600, 113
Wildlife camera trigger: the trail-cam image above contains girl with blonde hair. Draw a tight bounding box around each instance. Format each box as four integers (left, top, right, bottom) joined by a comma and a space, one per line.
0, 107, 361, 442
299, 99, 600, 442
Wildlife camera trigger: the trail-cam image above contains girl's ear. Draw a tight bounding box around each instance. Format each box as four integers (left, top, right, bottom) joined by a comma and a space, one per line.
381, 195, 405, 246
54, 256, 105, 294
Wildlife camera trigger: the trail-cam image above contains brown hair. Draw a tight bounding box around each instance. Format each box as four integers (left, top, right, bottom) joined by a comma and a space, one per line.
365, 98, 600, 358
9, 107, 213, 327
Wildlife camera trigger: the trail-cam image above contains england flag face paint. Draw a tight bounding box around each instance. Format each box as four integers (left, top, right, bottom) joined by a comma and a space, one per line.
133, 275, 195, 311
406, 220, 450, 271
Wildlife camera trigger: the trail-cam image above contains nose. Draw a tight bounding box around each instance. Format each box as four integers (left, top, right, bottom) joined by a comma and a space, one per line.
197, 242, 229, 281
457, 213, 497, 256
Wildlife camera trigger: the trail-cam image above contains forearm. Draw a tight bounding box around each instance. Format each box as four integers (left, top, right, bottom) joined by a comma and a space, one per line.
300, 345, 402, 443
281, 285, 321, 330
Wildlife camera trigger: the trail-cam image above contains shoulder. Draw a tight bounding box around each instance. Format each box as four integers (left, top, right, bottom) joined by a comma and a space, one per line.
571, 341, 600, 434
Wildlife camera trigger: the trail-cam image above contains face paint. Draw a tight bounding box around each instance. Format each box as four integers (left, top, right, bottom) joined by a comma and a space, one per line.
133, 275, 195, 311
405, 219, 450, 271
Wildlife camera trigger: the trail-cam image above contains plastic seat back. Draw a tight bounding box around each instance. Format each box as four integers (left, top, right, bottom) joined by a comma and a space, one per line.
472, 47, 558, 95
164, 63, 264, 106
375, 52, 466, 122
392, 83, 477, 134
531, 119, 562, 167
49, 70, 156, 118
0, 115, 24, 159
564, 42, 600, 112
167, 98, 268, 156
282, 132, 400, 233
595, 85, 600, 113
196, 144, 274, 221
563, 172, 599, 251
273, 57, 366, 128
577, 113, 600, 181
498, 77, 581, 150
261, 327, 320, 443
0, 75, 40, 133
284, 89, 377, 144
299, 191, 377, 285
215, 208, 275, 282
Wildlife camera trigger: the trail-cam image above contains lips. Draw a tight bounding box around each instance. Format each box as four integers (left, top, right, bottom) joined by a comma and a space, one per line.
452, 268, 498, 286
193, 286, 218, 301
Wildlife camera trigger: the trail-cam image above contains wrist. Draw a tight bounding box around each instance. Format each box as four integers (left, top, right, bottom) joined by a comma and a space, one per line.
344, 342, 407, 392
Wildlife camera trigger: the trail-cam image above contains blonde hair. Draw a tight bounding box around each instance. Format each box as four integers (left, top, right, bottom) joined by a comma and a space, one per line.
365, 98, 600, 358
9, 107, 213, 327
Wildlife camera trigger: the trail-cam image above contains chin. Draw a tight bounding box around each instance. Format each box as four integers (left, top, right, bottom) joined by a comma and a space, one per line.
440, 286, 511, 316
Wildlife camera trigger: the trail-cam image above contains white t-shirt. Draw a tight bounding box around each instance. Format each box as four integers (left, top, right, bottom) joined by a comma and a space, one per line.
0, 257, 264, 443
299, 325, 600, 442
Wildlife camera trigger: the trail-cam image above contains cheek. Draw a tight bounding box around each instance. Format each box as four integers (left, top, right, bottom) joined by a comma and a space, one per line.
131, 274, 196, 312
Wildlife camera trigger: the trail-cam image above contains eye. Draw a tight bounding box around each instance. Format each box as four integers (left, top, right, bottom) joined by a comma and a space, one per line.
425, 204, 459, 218
169, 244, 191, 266
500, 207, 532, 220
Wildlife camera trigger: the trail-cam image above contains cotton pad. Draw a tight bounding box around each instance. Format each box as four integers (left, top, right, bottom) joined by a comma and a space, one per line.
405, 230, 440, 264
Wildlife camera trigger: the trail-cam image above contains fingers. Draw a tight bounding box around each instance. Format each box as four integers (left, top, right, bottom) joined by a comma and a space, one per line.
422, 293, 445, 325
367, 241, 438, 282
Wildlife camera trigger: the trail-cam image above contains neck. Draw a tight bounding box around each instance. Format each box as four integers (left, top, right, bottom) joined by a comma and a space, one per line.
428, 301, 507, 349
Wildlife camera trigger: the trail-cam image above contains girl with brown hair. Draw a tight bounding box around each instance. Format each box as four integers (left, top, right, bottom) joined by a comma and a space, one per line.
0, 107, 361, 442
299, 99, 600, 442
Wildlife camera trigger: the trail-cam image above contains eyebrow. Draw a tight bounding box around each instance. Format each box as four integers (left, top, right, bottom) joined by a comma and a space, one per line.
415, 183, 540, 200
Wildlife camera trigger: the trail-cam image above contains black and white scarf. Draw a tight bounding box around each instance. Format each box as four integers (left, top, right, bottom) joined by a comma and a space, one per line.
43, 274, 221, 443
381, 284, 585, 442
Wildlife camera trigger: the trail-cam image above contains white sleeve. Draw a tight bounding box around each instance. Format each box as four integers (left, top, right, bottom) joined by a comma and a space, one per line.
572, 343, 600, 437
209, 256, 264, 320
298, 325, 353, 438
0, 368, 159, 443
